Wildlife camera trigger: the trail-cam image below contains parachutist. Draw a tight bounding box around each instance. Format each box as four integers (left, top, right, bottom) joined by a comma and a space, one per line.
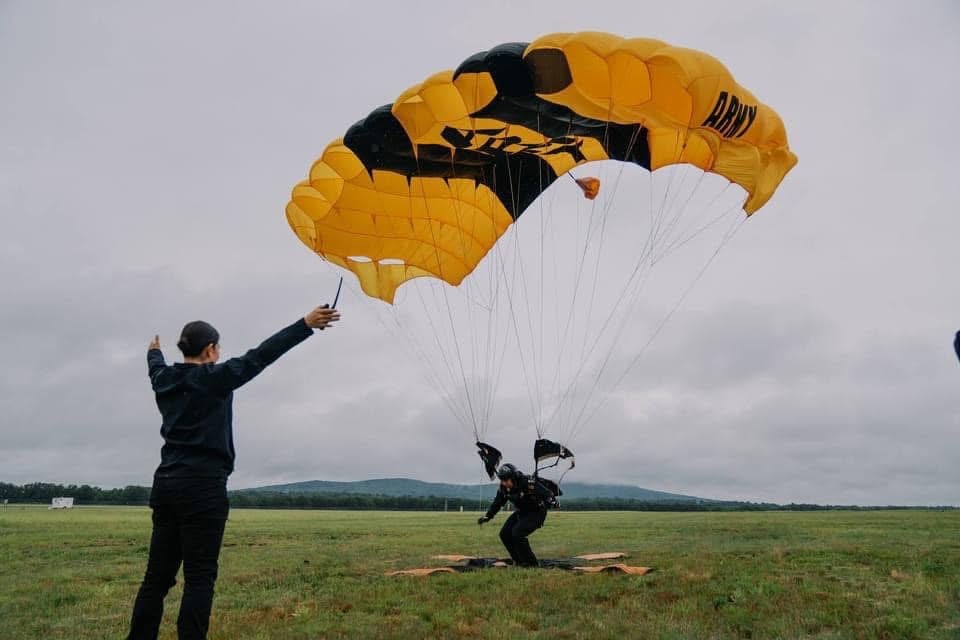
479, 463, 555, 567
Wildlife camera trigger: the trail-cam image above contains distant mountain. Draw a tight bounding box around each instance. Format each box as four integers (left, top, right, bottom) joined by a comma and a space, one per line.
245, 478, 710, 503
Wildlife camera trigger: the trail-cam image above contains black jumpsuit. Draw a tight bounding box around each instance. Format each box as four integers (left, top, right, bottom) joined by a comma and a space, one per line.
483, 474, 552, 567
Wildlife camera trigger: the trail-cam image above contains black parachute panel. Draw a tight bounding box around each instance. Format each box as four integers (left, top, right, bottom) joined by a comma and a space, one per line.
534, 438, 574, 463
476, 441, 503, 480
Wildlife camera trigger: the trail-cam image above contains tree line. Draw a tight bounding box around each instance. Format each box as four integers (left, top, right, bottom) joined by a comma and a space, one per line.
0, 482, 150, 505
1, 482, 950, 511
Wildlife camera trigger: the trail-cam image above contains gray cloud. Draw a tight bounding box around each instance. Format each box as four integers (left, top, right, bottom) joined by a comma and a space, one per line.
2, 1, 959, 506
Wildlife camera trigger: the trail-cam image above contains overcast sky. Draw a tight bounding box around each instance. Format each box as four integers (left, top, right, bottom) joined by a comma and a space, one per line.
2, 1, 958, 506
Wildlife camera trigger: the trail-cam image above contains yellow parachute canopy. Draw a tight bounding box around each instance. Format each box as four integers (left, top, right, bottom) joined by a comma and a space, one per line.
286, 32, 797, 303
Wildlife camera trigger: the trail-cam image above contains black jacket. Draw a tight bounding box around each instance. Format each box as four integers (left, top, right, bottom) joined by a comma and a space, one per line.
484, 473, 553, 519
147, 318, 314, 479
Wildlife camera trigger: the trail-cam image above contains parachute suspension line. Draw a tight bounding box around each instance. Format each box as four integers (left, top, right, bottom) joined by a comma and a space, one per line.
560, 132, 705, 443
563, 124, 643, 437
490, 240, 537, 429
473, 168, 511, 442
362, 171, 474, 435
493, 154, 542, 435
661, 182, 738, 257
467, 78, 507, 440
570, 210, 747, 438
539, 108, 633, 453
488, 235, 511, 434
629, 143, 734, 290
350, 179, 474, 437
543, 212, 653, 433
540, 113, 586, 446
653, 170, 717, 266
551, 179, 606, 437
548, 157, 563, 432
560, 111, 590, 425
566, 193, 749, 444
545, 179, 589, 429
641, 139, 690, 270
548, 181, 601, 425
413, 157, 483, 441
447, 153, 494, 441
397, 270, 470, 433
541, 113, 613, 441
434, 242, 483, 440
480, 182, 514, 441
534, 112, 570, 439
477, 248, 503, 440
544, 130, 684, 438
537, 124, 572, 439
503, 148, 546, 435
482, 271, 511, 439
561, 109, 629, 414
408, 274, 475, 433
519, 158, 549, 436
650, 170, 707, 264
400, 208, 476, 436
388, 296, 474, 434
552, 123, 643, 439
646, 134, 716, 263
472, 211, 500, 440
537, 110, 547, 441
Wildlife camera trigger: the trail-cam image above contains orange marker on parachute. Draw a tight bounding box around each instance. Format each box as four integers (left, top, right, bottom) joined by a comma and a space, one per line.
572, 176, 600, 200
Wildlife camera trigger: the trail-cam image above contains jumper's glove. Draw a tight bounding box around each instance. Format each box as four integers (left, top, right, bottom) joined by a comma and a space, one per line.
477, 516, 490, 525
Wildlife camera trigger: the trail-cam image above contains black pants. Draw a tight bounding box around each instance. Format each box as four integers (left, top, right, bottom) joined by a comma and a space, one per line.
128, 477, 229, 640
499, 509, 546, 567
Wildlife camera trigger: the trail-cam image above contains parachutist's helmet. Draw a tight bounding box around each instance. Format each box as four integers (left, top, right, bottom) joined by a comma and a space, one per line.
497, 463, 519, 481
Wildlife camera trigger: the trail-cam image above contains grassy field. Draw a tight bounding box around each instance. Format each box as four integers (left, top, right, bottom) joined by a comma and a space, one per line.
0, 506, 957, 639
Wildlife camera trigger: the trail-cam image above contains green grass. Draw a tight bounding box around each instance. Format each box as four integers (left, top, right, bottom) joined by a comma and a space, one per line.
1, 506, 958, 638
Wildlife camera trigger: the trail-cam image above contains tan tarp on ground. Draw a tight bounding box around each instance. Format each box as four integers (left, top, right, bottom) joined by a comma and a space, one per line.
572, 563, 653, 575
573, 552, 627, 561
386, 567, 458, 577
429, 552, 626, 562
388, 551, 650, 576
